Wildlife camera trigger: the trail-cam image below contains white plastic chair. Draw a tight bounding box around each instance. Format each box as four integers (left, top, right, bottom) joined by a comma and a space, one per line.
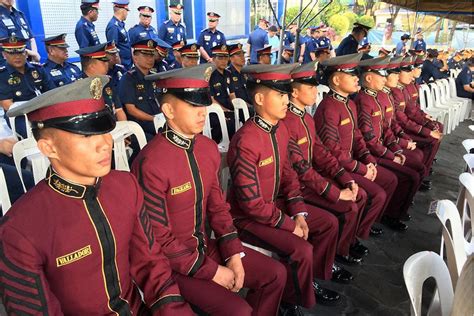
459, 172, 474, 243
110, 121, 147, 172
470, 125, 474, 132
418, 84, 450, 133
153, 113, 166, 133
203, 103, 230, 152
463, 154, 474, 173
429, 82, 460, 131
462, 139, 474, 154
434, 200, 469, 288
436, 79, 463, 125
12, 137, 49, 190
446, 78, 471, 121
403, 251, 454, 316
0, 167, 12, 215
232, 98, 250, 131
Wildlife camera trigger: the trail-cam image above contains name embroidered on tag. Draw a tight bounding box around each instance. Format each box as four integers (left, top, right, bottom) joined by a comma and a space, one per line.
340, 118, 351, 126
56, 245, 92, 267
259, 156, 274, 167
171, 182, 192, 195
297, 137, 308, 145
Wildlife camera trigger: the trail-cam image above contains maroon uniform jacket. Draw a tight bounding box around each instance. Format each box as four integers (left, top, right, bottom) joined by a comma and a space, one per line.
354, 88, 403, 160
403, 82, 431, 126
0, 168, 189, 315
131, 125, 244, 281
314, 91, 377, 176
391, 84, 432, 137
377, 87, 410, 149
282, 103, 354, 203
227, 115, 307, 233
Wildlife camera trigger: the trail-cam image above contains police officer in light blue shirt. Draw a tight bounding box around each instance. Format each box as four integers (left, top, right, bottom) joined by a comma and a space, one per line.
75, 0, 101, 49
0, 0, 40, 65
413, 31, 426, 52
128, 6, 158, 44
42, 34, 82, 88
158, 1, 186, 64
395, 34, 410, 56
106, 0, 132, 69
247, 18, 269, 64
197, 12, 226, 64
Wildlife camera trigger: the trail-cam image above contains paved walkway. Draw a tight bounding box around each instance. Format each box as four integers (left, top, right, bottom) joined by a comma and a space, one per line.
308, 120, 471, 316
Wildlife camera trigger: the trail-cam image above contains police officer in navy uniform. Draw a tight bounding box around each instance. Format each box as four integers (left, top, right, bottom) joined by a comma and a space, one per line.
455, 57, 474, 99
197, 12, 226, 64
413, 31, 426, 52
106, 0, 132, 70
167, 40, 184, 70
227, 43, 252, 104
420, 49, 449, 83
255, 45, 273, 65
0, 36, 55, 138
319, 25, 334, 52
1, 76, 195, 315
43, 34, 82, 88
152, 41, 171, 73
358, 38, 373, 60
77, 43, 126, 122
158, 1, 186, 64
75, 0, 101, 49
0, 0, 40, 65
119, 37, 161, 140
105, 41, 127, 121
247, 18, 269, 64
280, 46, 294, 64
129, 6, 159, 44
336, 23, 371, 56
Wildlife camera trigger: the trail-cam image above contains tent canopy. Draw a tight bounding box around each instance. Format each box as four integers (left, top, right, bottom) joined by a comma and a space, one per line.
381, 0, 474, 24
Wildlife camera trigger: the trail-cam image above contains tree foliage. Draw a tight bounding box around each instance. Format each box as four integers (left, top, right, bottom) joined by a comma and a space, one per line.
328, 14, 350, 36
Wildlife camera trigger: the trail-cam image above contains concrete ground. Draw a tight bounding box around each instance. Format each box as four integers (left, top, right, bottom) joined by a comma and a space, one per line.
306, 121, 471, 316
0, 121, 469, 316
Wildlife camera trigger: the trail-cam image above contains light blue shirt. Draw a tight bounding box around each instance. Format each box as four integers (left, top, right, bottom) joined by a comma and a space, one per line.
268, 34, 280, 64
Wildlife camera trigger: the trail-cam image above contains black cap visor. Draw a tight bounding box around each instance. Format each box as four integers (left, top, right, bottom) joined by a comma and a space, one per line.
164, 88, 213, 107
400, 65, 414, 72
32, 109, 116, 136
293, 76, 319, 86
387, 67, 401, 74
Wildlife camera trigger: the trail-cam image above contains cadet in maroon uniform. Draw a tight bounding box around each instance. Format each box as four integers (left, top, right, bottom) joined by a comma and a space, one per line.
284, 61, 376, 265
227, 64, 342, 314
0, 77, 193, 315
355, 56, 421, 230
131, 64, 287, 316
314, 53, 399, 236
391, 56, 442, 177
378, 57, 430, 194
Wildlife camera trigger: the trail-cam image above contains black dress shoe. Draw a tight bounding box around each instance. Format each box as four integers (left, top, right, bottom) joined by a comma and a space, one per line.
350, 240, 369, 257
419, 182, 432, 191
335, 253, 363, 265
313, 282, 340, 306
422, 180, 432, 186
331, 263, 353, 284
279, 303, 305, 316
381, 216, 408, 231
400, 213, 412, 222
369, 226, 384, 237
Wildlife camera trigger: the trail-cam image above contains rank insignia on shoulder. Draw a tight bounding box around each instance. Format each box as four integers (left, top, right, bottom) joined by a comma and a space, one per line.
90, 77, 103, 100
204, 66, 213, 82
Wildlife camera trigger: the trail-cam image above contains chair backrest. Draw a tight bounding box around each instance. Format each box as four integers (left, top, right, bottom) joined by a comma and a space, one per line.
232, 98, 250, 131
463, 154, 474, 173
429, 82, 442, 105
12, 137, 49, 190
462, 139, 474, 154
435, 200, 468, 288
459, 172, 474, 242
0, 167, 12, 215
153, 113, 166, 133
110, 121, 147, 171
203, 103, 230, 152
447, 78, 457, 98
403, 251, 454, 316
418, 84, 432, 111
436, 80, 449, 103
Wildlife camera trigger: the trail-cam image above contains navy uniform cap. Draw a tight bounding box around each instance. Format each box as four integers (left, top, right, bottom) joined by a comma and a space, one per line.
359, 55, 390, 76
138, 6, 154, 15
132, 38, 158, 55
169, 1, 184, 11
207, 12, 221, 19
242, 64, 298, 94
256, 45, 273, 56
113, 0, 129, 10
81, 0, 99, 4
179, 43, 200, 57
1, 36, 28, 53
76, 43, 109, 61
43, 34, 69, 48
320, 52, 363, 75
353, 22, 372, 31
228, 43, 244, 56
7, 76, 116, 135
146, 64, 216, 107
291, 61, 319, 86
211, 44, 229, 57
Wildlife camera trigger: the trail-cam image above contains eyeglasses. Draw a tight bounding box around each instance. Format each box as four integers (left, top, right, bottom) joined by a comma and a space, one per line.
208, 19, 218, 22
140, 14, 152, 18
172, 10, 182, 15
